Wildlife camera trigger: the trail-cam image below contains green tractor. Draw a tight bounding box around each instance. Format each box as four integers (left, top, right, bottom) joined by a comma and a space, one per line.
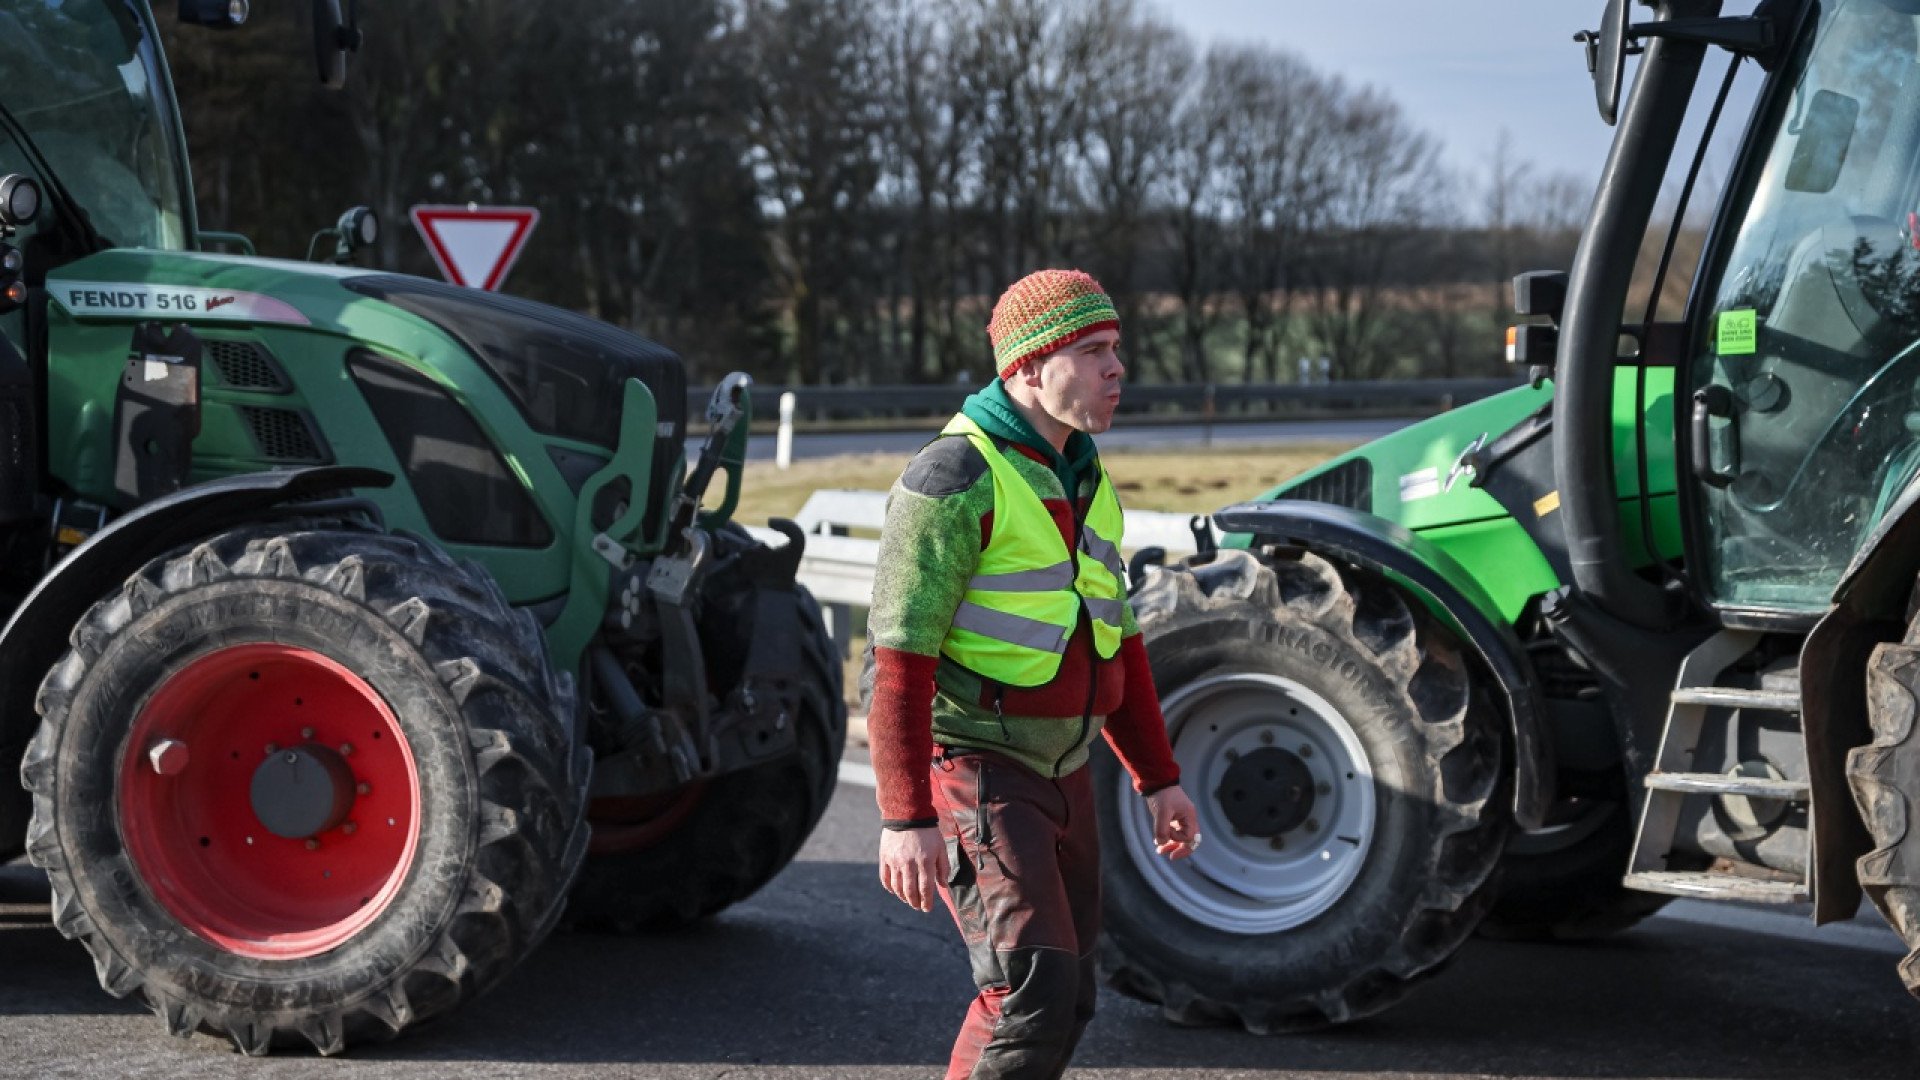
0, 0, 843, 1054
1103, 0, 1920, 1030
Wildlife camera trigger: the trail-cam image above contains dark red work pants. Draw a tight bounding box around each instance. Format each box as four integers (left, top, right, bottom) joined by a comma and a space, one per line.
931, 748, 1100, 1080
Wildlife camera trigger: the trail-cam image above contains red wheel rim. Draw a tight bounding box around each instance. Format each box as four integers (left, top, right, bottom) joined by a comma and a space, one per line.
118, 644, 422, 959
588, 782, 708, 854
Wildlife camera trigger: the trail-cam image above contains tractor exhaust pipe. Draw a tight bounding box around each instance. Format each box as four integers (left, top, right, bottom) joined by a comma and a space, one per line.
1553, 0, 1723, 630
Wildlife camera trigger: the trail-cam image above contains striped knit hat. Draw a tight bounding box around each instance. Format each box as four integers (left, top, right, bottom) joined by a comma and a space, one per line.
987, 269, 1119, 380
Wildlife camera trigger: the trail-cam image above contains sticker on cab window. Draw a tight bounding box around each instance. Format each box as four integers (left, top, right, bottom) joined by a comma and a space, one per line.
1716, 309, 1757, 356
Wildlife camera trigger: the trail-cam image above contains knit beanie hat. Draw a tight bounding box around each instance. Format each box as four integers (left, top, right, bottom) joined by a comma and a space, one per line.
987, 269, 1119, 380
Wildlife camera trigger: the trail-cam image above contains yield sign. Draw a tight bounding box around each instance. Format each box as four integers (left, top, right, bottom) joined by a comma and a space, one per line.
408, 204, 539, 291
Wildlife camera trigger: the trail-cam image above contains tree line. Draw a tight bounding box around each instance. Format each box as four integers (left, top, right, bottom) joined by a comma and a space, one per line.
160, 0, 1587, 385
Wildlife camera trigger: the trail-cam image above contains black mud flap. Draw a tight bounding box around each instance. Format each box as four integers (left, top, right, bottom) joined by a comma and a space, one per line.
709, 518, 810, 769
112, 322, 202, 505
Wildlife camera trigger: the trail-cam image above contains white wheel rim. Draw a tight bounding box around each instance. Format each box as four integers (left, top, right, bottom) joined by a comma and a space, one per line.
1119, 671, 1377, 935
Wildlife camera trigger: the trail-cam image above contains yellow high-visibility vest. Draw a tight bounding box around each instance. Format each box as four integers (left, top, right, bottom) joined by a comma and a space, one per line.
938, 414, 1126, 688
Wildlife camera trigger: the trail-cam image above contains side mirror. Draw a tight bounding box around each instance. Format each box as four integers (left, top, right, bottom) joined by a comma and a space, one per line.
178, 0, 248, 28
1577, 0, 1632, 126
311, 0, 363, 88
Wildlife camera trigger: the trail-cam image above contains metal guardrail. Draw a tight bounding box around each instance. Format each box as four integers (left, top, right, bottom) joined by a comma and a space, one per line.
748, 489, 1204, 662
696, 377, 1523, 425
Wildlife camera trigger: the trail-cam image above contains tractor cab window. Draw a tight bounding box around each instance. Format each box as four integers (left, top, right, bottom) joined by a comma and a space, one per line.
0, 0, 190, 253
1689, 0, 1920, 611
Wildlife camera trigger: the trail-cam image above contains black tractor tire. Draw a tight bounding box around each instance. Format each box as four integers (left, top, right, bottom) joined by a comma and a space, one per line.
566, 568, 845, 932
1849, 630, 1920, 990
19, 528, 589, 1055
1478, 788, 1670, 940
1096, 548, 1508, 1033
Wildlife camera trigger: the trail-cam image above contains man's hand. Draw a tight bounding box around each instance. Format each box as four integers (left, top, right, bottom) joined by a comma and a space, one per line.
878, 827, 950, 912
1147, 786, 1201, 860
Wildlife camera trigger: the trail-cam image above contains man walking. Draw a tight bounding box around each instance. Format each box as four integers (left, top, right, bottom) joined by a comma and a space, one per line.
868, 269, 1200, 1079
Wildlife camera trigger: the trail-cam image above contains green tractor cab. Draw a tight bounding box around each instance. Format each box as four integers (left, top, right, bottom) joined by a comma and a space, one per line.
0, 0, 844, 1054
1107, 0, 1920, 1032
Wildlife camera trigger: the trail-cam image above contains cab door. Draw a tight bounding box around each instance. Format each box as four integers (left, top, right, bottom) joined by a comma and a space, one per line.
1685, 0, 1920, 615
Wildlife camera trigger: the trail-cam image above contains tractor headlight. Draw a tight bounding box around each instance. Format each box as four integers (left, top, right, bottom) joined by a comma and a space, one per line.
337, 206, 379, 251
0, 175, 41, 229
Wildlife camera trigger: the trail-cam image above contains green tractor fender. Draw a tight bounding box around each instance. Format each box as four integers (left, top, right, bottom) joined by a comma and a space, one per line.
0, 465, 390, 857
1211, 498, 1553, 830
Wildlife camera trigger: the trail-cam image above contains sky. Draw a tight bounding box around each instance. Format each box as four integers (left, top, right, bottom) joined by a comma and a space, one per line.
1159, 2, 1630, 189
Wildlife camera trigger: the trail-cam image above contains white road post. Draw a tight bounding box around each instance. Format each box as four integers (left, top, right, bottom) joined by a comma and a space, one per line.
776, 391, 796, 470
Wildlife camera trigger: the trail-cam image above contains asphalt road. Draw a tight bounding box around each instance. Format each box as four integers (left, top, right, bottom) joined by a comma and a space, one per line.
4, 759, 1918, 1079
747, 417, 1409, 461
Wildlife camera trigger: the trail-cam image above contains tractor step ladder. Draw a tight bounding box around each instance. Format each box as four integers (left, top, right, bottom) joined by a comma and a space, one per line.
1624, 628, 1812, 904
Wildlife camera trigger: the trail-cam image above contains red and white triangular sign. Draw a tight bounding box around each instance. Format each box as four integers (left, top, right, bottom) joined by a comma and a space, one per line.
409, 204, 539, 291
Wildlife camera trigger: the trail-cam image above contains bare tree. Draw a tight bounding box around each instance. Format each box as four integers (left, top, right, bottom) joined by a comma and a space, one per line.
1074, 1, 1191, 377
1161, 47, 1236, 384
742, 0, 892, 382
1483, 127, 1532, 328
961, 0, 1103, 289
1299, 83, 1446, 381
882, 0, 989, 381
1212, 46, 1334, 383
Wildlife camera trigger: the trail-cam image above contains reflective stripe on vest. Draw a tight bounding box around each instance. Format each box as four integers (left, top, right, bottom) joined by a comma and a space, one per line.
1080, 530, 1125, 583
938, 413, 1126, 688
951, 601, 1072, 654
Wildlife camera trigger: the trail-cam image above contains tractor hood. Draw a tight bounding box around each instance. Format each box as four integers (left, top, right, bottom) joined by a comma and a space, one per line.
340, 274, 685, 450
46, 250, 371, 329
44, 249, 687, 452
1265, 371, 1676, 535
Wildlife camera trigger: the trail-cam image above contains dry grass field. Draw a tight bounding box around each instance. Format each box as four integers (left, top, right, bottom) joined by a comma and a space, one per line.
728, 442, 1354, 529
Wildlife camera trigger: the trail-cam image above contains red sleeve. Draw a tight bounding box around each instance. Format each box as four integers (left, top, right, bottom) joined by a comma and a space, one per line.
1101, 634, 1181, 795
867, 646, 941, 825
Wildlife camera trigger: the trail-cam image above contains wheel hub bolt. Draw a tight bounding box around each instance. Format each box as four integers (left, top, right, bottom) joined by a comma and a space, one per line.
264, 743, 278, 754
305, 839, 319, 851
1316, 782, 1331, 795
1298, 745, 1313, 758
1260, 730, 1275, 745
339, 743, 353, 756
1225, 749, 1239, 761
357, 782, 371, 796
1269, 836, 1285, 850
1304, 817, 1319, 832
301, 727, 315, 739
341, 822, 357, 835
147, 738, 189, 776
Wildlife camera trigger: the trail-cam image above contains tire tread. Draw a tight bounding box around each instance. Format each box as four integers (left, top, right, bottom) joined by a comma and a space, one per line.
1101, 548, 1506, 1034
22, 527, 589, 1054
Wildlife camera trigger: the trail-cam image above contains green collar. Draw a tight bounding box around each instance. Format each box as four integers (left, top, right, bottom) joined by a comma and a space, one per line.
960, 379, 1098, 494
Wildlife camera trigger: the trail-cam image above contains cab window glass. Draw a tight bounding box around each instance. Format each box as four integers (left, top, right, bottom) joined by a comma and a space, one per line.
1689, 0, 1920, 609
0, 1, 189, 251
